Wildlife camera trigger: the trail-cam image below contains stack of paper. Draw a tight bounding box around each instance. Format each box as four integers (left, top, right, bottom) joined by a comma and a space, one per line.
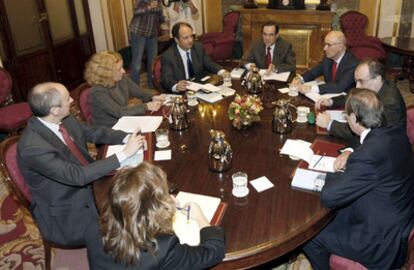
291, 168, 326, 192
258, 70, 291, 82
173, 192, 221, 246
112, 116, 163, 133
195, 92, 223, 103
230, 68, 245, 79
280, 139, 335, 173
218, 85, 236, 97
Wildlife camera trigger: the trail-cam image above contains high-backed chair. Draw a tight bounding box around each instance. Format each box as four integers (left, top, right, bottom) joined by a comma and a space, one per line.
340, 11, 386, 62
199, 11, 240, 61
76, 83, 92, 124
0, 136, 87, 270
152, 56, 162, 91
407, 107, 414, 146
329, 225, 414, 269
0, 68, 32, 134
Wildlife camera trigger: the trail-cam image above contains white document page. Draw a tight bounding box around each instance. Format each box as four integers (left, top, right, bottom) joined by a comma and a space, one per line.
202, 83, 221, 92
112, 116, 163, 133
326, 110, 347, 123
305, 92, 346, 103
291, 168, 326, 192
186, 82, 203, 91
195, 92, 223, 103
280, 139, 314, 164
154, 150, 171, 161
175, 192, 221, 222
308, 155, 336, 173
106, 145, 144, 169
278, 87, 290, 94
218, 85, 236, 97
259, 70, 291, 82
230, 68, 245, 79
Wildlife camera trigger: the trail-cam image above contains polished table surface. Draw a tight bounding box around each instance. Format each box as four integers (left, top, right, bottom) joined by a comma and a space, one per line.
94, 80, 339, 269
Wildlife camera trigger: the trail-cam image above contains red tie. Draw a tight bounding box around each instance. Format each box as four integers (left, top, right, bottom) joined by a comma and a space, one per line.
331, 62, 337, 82
59, 124, 89, 166
265, 47, 272, 68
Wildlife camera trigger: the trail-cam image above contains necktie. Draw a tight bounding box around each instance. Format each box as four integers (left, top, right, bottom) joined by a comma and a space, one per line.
265, 47, 272, 68
186, 52, 195, 79
331, 61, 338, 82
59, 124, 89, 166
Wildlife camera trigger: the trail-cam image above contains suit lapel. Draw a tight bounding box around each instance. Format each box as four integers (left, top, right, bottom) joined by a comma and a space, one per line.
29, 117, 70, 155
336, 51, 350, 80
173, 44, 187, 80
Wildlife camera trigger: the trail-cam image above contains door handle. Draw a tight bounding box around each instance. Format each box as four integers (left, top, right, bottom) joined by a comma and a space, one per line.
38, 12, 48, 23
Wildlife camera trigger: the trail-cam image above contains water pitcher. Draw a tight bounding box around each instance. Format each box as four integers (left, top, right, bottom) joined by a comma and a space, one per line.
208, 129, 233, 172
272, 99, 293, 133
169, 96, 188, 130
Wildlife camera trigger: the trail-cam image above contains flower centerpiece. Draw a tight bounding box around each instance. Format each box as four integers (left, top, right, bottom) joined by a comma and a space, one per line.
228, 94, 264, 130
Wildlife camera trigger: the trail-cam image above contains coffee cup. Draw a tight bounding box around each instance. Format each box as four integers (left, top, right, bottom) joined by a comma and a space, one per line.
222, 72, 232, 87
296, 106, 310, 123
232, 171, 249, 198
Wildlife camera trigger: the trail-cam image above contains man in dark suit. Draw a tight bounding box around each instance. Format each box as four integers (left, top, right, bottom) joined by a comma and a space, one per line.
17, 82, 145, 269
293, 31, 358, 94
304, 88, 414, 269
316, 58, 406, 146
245, 21, 296, 73
161, 22, 228, 92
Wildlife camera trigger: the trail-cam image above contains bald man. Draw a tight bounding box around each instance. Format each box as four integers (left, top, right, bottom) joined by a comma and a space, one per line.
17, 82, 145, 269
293, 31, 358, 94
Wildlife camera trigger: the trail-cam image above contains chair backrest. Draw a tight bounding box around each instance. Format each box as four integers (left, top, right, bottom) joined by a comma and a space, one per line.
223, 11, 240, 35
407, 107, 414, 145
152, 56, 162, 91
0, 136, 32, 209
340, 11, 368, 44
0, 67, 12, 105
77, 83, 92, 124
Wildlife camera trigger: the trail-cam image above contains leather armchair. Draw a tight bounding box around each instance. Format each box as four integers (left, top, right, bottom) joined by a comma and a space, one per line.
199, 11, 240, 61
340, 11, 386, 61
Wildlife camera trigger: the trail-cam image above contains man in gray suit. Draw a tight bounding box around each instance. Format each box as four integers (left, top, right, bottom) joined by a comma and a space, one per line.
161, 22, 228, 92
315, 58, 406, 146
17, 82, 145, 269
246, 21, 296, 73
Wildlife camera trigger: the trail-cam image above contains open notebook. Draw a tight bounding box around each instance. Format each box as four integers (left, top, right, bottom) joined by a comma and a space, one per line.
173, 192, 227, 246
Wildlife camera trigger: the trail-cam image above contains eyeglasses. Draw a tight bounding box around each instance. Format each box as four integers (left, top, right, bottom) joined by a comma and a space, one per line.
323, 42, 341, 47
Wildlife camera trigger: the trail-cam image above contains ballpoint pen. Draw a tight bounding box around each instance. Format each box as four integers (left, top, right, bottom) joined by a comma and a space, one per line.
313, 155, 324, 168
186, 205, 191, 224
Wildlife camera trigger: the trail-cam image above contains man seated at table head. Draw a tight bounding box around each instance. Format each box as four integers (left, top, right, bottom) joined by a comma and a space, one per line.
161, 22, 229, 93
315, 58, 406, 146
17, 82, 146, 269
304, 88, 414, 269
245, 21, 296, 74
292, 30, 358, 94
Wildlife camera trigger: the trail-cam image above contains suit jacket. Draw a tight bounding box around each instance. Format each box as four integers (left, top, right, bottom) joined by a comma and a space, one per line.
87, 226, 226, 270
321, 126, 414, 268
246, 37, 296, 72
17, 115, 127, 246
91, 76, 155, 127
161, 42, 223, 92
302, 50, 358, 94
329, 80, 407, 146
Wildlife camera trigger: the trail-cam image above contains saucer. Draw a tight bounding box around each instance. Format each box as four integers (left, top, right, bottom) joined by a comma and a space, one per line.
156, 141, 170, 149
296, 117, 308, 123
188, 100, 199, 106
232, 187, 249, 198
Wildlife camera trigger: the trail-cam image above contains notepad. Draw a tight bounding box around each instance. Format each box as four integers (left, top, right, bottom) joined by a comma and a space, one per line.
106, 145, 144, 169
195, 92, 223, 103
173, 192, 225, 246
291, 168, 326, 192
259, 70, 291, 82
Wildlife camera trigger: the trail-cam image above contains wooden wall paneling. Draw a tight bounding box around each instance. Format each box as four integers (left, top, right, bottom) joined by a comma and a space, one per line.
204, 0, 222, 33
359, 0, 380, 36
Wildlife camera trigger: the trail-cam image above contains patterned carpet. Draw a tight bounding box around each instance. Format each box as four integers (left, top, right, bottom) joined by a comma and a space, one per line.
0, 75, 412, 270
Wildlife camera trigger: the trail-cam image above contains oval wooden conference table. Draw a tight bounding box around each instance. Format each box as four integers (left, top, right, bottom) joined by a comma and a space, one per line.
94, 79, 339, 269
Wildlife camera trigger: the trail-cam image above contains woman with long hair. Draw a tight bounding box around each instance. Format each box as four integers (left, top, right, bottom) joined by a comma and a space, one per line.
99, 162, 225, 269
84, 51, 164, 127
